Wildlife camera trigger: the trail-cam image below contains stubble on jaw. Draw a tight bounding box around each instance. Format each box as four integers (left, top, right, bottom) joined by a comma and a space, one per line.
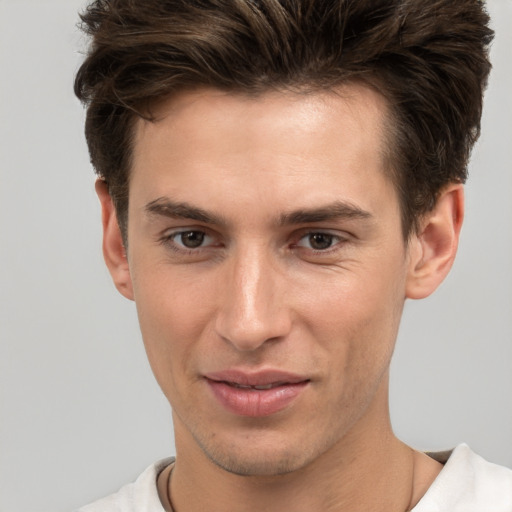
171, 362, 394, 480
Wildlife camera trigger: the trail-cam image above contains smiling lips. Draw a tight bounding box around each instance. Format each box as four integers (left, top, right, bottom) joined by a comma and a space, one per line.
205, 370, 310, 417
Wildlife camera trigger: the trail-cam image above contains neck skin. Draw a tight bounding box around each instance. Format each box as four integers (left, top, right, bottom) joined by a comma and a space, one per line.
158, 374, 442, 512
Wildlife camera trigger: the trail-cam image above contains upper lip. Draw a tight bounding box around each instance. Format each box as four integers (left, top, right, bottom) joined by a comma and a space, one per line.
204, 369, 309, 387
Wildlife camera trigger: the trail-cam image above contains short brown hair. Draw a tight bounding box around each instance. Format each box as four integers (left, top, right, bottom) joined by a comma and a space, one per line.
75, 0, 493, 240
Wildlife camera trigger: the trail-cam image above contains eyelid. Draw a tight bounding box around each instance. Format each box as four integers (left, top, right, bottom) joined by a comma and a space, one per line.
156, 226, 351, 255
292, 229, 350, 252
159, 226, 218, 251
295, 228, 349, 240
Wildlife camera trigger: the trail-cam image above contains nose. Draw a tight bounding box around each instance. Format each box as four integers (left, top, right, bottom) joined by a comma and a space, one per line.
214, 244, 292, 352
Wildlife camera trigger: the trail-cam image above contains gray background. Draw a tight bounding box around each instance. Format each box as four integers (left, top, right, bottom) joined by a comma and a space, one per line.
0, 1, 510, 511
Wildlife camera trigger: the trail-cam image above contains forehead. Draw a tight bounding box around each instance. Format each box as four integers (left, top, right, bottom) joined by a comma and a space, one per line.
135, 83, 389, 156
130, 84, 396, 222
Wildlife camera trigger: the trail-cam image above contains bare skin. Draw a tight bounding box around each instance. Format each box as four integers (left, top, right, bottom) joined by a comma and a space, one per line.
156, 390, 443, 512
157, 457, 443, 512
99, 85, 461, 512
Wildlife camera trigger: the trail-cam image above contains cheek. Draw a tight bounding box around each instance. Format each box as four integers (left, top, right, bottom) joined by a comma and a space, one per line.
299, 264, 406, 374
302, 264, 404, 335
131, 263, 217, 392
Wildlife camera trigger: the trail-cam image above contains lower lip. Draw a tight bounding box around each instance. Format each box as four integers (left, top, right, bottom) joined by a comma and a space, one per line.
206, 379, 309, 417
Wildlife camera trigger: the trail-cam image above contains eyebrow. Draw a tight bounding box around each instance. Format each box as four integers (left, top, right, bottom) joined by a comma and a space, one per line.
145, 198, 227, 225
279, 201, 373, 226
144, 197, 372, 226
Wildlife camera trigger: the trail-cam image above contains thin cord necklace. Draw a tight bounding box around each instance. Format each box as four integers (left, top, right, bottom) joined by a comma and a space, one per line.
405, 447, 416, 512
165, 463, 176, 512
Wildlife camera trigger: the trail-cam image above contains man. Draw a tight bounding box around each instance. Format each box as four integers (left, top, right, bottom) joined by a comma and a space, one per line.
74, 0, 512, 510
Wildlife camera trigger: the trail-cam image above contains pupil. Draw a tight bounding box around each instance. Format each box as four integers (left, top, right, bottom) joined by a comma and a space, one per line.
181, 231, 204, 248
309, 233, 332, 250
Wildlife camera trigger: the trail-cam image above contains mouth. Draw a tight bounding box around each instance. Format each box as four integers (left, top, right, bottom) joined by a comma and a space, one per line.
220, 381, 292, 390
204, 370, 310, 417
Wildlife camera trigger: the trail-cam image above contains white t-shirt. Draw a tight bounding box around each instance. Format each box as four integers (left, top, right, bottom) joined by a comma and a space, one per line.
77, 444, 512, 511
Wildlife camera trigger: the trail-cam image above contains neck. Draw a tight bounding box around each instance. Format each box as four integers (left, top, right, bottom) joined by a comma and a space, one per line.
163, 378, 430, 512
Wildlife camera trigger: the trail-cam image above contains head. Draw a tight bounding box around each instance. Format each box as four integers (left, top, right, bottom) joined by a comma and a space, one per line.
75, 0, 493, 478
75, 0, 493, 243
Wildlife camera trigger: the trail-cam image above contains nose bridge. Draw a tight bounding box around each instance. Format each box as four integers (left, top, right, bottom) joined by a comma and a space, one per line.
215, 240, 290, 351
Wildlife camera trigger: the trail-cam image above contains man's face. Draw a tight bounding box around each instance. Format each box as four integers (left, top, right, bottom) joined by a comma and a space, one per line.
125, 85, 414, 476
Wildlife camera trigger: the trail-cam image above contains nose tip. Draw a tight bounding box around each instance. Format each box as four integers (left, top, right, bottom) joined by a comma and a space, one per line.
217, 318, 283, 352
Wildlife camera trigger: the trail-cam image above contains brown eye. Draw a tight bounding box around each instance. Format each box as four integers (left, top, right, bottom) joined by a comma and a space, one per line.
179, 231, 205, 248
307, 233, 334, 250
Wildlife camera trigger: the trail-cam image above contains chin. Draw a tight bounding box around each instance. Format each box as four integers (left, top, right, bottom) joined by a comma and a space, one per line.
191, 425, 333, 477
203, 446, 311, 477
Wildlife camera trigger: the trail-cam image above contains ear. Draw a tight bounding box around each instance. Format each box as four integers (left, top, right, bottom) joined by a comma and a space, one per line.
96, 179, 134, 301
406, 184, 464, 300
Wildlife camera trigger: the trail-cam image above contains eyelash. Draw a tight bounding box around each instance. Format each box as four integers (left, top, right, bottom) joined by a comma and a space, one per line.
158, 229, 349, 257
293, 232, 346, 253
159, 229, 218, 254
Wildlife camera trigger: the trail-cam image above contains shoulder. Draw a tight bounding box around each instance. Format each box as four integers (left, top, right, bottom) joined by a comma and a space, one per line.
76, 458, 174, 512
414, 444, 512, 512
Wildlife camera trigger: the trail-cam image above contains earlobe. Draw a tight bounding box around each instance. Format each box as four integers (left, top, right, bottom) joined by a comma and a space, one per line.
95, 179, 134, 301
405, 184, 464, 300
